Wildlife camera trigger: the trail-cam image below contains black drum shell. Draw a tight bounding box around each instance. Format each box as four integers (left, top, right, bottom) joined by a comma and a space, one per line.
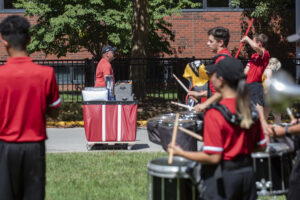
147, 157, 200, 200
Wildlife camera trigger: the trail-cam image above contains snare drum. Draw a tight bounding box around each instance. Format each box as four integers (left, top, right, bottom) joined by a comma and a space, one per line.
251, 143, 293, 196
147, 113, 177, 145
179, 111, 204, 133
148, 156, 200, 200
158, 118, 198, 151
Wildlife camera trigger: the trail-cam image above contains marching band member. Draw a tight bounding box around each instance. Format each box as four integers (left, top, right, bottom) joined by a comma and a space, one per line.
169, 57, 266, 200
188, 26, 232, 112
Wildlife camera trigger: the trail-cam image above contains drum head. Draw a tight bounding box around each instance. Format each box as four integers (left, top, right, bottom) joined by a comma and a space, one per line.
161, 118, 195, 127
179, 111, 203, 120
147, 113, 176, 124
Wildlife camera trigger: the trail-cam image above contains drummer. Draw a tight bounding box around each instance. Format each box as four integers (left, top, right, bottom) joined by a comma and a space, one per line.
168, 57, 266, 200
267, 28, 300, 200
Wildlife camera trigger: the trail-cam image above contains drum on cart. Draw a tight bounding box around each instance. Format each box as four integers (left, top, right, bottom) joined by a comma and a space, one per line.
251, 143, 294, 196
147, 156, 200, 200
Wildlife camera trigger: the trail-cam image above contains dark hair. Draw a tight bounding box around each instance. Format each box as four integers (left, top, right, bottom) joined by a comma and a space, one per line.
0, 15, 31, 50
254, 33, 268, 47
208, 26, 230, 47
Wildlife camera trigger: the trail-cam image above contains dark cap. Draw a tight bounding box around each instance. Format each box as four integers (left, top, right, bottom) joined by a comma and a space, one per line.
207, 57, 245, 84
101, 45, 117, 54
287, 28, 300, 42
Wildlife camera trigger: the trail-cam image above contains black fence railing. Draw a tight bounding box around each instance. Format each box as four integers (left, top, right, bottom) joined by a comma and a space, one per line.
1, 57, 299, 103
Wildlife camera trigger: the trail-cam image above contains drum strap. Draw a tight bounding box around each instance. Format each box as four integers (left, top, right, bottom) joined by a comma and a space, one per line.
206, 102, 259, 126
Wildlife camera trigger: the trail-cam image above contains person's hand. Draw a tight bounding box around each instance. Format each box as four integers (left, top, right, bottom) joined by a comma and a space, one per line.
188, 91, 206, 98
168, 143, 184, 156
290, 118, 299, 125
267, 125, 286, 138
194, 103, 207, 112
241, 36, 250, 43
261, 121, 272, 135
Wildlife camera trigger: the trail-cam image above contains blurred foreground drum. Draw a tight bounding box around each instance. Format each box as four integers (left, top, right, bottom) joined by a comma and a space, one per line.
147, 156, 200, 200
147, 111, 203, 151
252, 143, 293, 196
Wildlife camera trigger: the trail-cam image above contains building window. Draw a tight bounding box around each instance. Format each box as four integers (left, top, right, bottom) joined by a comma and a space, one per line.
183, 0, 240, 11
207, 0, 229, 7
5, 0, 18, 9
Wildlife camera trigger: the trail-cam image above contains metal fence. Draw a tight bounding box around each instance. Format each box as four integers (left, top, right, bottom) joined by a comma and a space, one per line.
1, 57, 299, 103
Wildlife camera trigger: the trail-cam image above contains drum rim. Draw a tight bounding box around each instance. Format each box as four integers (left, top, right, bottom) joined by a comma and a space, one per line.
147, 156, 192, 178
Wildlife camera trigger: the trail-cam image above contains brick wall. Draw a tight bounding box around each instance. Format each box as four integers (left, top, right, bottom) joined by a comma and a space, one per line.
0, 11, 295, 60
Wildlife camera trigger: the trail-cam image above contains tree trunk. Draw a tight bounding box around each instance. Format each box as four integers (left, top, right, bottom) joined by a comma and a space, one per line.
130, 0, 149, 100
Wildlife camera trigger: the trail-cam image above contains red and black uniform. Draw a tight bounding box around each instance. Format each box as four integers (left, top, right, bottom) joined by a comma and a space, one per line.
208, 48, 232, 95
246, 49, 270, 106
0, 57, 61, 199
201, 98, 266, 200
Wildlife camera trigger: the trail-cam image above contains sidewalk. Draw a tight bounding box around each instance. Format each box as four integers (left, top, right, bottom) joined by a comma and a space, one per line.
46, 127, 164, 153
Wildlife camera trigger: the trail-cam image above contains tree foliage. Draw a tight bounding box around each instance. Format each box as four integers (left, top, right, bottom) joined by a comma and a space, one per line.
16, 0, 200, 59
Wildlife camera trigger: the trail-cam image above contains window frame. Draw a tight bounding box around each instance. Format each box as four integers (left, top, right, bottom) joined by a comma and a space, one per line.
182, 0, 243, 12
0, 0, 25, 13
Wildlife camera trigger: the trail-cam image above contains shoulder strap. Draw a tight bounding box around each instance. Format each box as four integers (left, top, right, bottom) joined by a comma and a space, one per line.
206, 102, 259, 126
211, 53, 230, 64
206, 103, 240, 125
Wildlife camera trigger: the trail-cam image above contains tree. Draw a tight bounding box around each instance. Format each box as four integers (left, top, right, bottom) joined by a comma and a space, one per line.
231, 0, 295, 58
16, 0, 200, 60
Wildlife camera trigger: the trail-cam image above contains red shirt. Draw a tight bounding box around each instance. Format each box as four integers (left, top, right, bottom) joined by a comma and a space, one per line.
203, 98, 266, 160
209, 48, 232, 94
246, 49, 270, 83
94, 58, 114, 87
0, 57, 61, 142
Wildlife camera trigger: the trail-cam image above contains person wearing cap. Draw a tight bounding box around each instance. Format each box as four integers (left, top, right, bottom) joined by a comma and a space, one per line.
188, 26, 232, 112
95, 45, 117, 87
169, 57, 266, 200
241, 34, 270, 134
267, 29, 300, 200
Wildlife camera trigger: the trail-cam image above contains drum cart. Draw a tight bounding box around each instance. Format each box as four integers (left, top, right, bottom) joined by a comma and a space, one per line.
83, 100, 138, 150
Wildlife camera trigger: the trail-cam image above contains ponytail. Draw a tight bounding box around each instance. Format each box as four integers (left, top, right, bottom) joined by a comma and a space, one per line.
236, 79, 254, 129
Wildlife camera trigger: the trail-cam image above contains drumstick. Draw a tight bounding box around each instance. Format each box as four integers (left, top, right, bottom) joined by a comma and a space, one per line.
235, 18, 254, 58
178, 126, 203, 141
286, 107, 295, 121
171, 101, 194, 110
173, 74, 189, 93
168, 113, 180, 164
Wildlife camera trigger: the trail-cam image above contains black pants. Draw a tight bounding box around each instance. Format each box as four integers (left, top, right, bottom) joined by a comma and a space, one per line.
248, 82, 264, 107
288, 152, 300, 200
201, 166, 257, 200
0, 140, 46, 200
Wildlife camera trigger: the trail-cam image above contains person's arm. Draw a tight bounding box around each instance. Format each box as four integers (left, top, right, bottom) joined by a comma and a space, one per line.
241, 36, 263, 56
188, 90, 207, 99
168, 144, 222, 164
244, 65, 250, 75
269, 123, 300, 137
47, 68, 61, 118
193, 92, 222, 112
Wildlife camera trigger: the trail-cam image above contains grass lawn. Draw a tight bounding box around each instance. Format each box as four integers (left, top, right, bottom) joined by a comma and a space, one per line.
46, 152, 286, 200
46, 152, 166, 200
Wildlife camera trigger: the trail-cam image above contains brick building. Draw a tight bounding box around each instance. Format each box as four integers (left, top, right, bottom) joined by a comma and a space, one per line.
0, 0, 295, 60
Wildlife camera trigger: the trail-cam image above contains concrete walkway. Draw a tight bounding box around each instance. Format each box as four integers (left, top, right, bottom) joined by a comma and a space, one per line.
46, 127, 164, 153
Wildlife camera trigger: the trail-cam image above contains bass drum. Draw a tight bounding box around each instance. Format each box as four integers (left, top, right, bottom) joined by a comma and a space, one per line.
148, 156, 200, 200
